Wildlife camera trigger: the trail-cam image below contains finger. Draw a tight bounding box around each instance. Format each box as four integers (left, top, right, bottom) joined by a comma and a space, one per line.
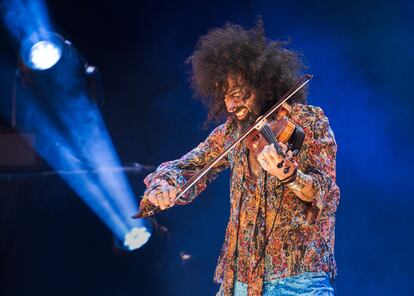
163, 187, 173, 207
257, 150, 266, 163
158, 190, 169, 209
257, 151, 270, 169
167, 187, 177, 206
261, 145, 273, 159
267, 145, 282, 164
257, 156, 267, 168
278, 142, 288, 153
147, 189, 157, 205
269, 143, 285, 158
151, 190, 163, 209
267, 144, 279, 158
163, 189, 173, 208
262, 144, 271, 154
147, 190, 159, 207
151, 186, 163, 208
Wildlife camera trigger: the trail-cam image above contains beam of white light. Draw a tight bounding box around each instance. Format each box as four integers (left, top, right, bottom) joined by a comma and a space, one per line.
17, 91, 130, 239
4, 0, 52, 41
3, 0, 151, 248
55, 96, 140, 230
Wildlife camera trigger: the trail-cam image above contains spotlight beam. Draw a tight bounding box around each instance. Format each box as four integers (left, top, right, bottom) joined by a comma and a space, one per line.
3, 0, 152, 249
17, 92, 130, 239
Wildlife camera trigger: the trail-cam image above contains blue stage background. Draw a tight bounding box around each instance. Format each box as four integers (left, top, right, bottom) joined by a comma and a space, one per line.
1, 0, 413, 295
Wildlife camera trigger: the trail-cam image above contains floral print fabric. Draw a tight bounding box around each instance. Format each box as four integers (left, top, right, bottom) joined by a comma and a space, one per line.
142, 104, 340, 296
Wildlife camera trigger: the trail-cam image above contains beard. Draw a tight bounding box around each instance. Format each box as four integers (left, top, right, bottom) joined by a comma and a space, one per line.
231, 106, 258, 133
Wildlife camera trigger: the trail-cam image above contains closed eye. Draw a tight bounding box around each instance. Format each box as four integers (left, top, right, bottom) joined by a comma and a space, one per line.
230, 91, 242, 98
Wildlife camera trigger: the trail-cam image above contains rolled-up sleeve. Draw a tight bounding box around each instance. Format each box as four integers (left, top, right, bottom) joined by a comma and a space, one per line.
293, 104, 340, 213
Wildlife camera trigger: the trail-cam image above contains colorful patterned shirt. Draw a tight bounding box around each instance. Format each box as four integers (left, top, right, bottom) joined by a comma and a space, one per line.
142, 103, 340, 296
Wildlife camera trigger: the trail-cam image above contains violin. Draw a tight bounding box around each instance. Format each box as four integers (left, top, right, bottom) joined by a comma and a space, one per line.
133, 74, 312, 218
244, 102, 305, 177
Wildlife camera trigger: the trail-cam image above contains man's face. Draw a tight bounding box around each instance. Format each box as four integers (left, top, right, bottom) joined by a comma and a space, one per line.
223, 75, 261, 122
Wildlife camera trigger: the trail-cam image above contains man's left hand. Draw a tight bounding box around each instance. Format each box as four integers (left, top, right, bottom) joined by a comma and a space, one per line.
257, 143, 298, 180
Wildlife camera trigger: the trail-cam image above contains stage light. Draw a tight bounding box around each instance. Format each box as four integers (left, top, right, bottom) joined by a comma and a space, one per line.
19, 33, 66, 71
28, 40, 62, 70
85, 65, 96, 74
124, 227, 152, 251
3, 0, 153, 251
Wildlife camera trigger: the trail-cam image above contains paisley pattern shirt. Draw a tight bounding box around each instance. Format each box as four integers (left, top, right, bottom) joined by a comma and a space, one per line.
142, 104, 340, 296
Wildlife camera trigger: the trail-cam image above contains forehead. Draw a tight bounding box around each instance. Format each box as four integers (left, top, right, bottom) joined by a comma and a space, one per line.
225, 74, 247, 92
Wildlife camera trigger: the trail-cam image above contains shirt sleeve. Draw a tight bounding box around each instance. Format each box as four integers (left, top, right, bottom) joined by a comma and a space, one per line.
292, 104, 340, 213
142, 120, 232, 205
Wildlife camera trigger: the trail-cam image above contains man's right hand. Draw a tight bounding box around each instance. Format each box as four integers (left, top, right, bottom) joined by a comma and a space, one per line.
144, 179, 179, 210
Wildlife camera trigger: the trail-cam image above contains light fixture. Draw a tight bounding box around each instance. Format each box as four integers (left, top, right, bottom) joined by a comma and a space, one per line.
124, 226, 152, 251
20, 32, 65, 71
28, 40, 62, 70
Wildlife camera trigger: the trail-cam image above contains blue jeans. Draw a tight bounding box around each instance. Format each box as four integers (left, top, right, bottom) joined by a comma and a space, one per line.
217, 272, 334, 296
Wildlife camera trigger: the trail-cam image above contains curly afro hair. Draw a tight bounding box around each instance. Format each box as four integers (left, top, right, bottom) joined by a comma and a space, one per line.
187, 18, 308, 125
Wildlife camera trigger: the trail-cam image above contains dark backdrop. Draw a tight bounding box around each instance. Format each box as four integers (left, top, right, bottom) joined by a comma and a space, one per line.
1, 0, 414, 295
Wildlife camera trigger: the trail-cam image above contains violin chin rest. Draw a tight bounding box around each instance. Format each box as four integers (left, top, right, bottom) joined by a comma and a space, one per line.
288, 126, 305, 153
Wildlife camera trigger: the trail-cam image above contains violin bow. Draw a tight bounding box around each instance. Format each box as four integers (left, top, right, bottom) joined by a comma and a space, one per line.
133, 74, 313, 218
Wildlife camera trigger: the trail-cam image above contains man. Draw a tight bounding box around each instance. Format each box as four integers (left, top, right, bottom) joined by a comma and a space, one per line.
138, 20, 340, 296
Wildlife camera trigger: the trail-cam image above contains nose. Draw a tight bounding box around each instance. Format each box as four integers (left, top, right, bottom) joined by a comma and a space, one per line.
224, 95, 241, 113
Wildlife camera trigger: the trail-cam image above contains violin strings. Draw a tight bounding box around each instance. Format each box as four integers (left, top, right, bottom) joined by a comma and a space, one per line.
261, 125, 282, 154
260, 125, 277, 149
261, 125, 275, 146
